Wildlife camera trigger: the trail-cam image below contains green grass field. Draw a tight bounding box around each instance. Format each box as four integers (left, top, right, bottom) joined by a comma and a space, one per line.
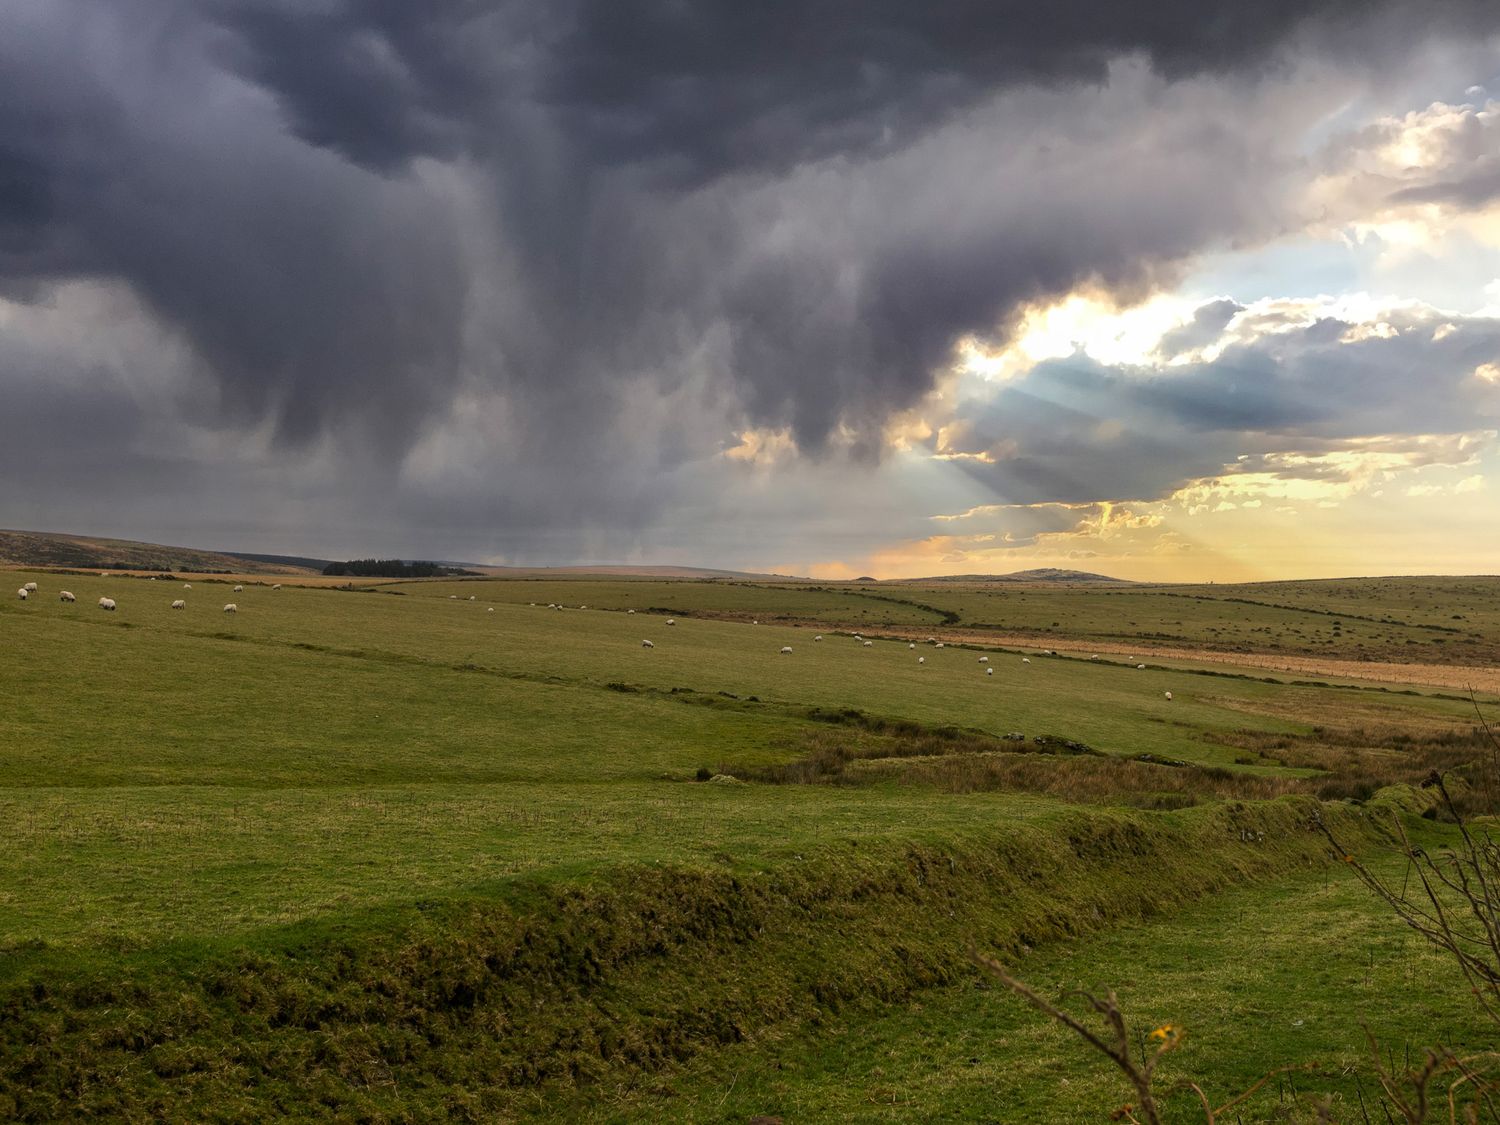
3, 568, 1497, 1120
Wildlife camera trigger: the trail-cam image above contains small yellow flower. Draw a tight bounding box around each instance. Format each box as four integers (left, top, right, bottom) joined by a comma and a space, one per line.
1149, 1024, 1176, 1040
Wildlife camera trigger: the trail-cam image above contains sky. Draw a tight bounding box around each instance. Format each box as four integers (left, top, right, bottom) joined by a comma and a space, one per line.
3, 2, 1500, 581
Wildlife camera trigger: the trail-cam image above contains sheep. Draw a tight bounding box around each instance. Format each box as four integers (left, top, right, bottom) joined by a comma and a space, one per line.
59, 591, 75, 602
862, 640, 874, 647
666, 618, 676, 626
223, 603, 237, 614
978, 656, 989, 663
1090, 654, 1100, 661
814, 635, 822, 641
908, 643, 915, 650
641, 639, 654, 648
1164, 691, 1173, 701
98, 597, 116, 611
171, 599, 186, 610
23, 581, 38, 592
449, 595, 458, 600
16, 588, 27, 600
469, 595, 476, 601
234, 585, 243, 592
627, 608, 636, 614
986, 667, 994, 675
918, 656, 925, 664
1137, 664, 1146, 670
487, 607, 495, 612
183, 583, 191, 589
272, 584, 282, 590
935, 642, 944, 649
752, 619, 759, 625
1021, 657, 1031, 664
780, 646, 793, 654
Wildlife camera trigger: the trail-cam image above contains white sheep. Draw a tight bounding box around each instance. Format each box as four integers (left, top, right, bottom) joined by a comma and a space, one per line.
627, 608, 635, 614
908, 643, 915, 650
780, 646, 792, 654
223, 603, 237, 614
1137, 664, 1146, 670
986, 667, 994, 675
666, 618, 676, 626
171, 599, 186, 610
98, 597, 116, 611
641, 639, 654, 648
59, 591, 75, 602
183, 583, 191, 589
753, 619, 759, 625
978, 656, 989, 663
815, 635, 823, 641
487, 607, 494, 612
23, 581, 38, 592
1090, 654, 1100, 661
935, 642, 944, 649
580, 604, 587, 609
272, 584, 282, 590
234, 585, 244, 592
17, 588, 27, 600
1022, 657, 1031, 664
862, 640, 873, 647
469, 595, 476, 601
1164, 691, 1173, 701
918, 656, 925, 664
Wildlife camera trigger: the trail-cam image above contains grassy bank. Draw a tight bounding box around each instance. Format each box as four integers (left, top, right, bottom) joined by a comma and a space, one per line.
2, 796, 1375, 1121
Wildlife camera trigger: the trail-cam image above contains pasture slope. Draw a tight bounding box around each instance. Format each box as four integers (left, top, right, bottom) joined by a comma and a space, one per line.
1, 568, 1496, 1120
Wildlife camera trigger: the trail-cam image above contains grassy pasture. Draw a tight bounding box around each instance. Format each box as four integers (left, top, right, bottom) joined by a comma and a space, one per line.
1, 567, 1490, 954
3, 568, 1498, 1119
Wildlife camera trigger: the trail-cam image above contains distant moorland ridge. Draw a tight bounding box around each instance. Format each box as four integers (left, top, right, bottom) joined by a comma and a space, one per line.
0, 529, 315, 575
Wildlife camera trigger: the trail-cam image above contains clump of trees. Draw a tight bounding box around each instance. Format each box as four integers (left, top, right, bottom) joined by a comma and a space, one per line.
321, 559, 476, 578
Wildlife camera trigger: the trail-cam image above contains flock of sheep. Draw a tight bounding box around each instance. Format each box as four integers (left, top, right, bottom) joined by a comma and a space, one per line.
14, 577, 276, 615
12, 578, 1177, 702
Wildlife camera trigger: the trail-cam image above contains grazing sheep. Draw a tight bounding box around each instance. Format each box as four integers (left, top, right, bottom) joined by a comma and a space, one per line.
98, 597, 116, 611
627, 609, 635, 614
272, 584, 282, 590
642, 639, 655, 648
1021, 657, 1031, 664
449, 595, 458, 600
1090, 654, 1100, 661
780, 646, 792, 654
1137, 664, 1146, 670
1164, 691, 1173, 701
23, 581, 38, 592
862, 640, 874, 647
814, 635, 822, 641
171, 599, 186, 610
935, 642, 944, 649
666, 618, 676, 626
183, 583, 191, 589
223, 603, 237, 614
986, 667, 994, 675
234, 585, 243, 592
59, 591, 75, 602
487, 607, 494, 612
908, 643, 915, 649
469, 595, 476, 601
918, 656, 925, 664
580, 604, 586, 609
978, 656, 989, 663
17, 588, 27, 600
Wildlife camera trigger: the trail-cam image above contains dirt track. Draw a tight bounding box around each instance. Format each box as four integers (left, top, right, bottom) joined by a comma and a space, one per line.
880, 626, 1500, 695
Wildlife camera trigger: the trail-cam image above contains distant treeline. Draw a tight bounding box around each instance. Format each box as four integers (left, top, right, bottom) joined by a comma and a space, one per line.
321, 559, 477, 578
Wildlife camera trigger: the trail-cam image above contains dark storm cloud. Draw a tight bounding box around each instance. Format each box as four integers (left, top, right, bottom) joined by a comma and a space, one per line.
2, 0, 1499, 559
933, 306, 1500, 505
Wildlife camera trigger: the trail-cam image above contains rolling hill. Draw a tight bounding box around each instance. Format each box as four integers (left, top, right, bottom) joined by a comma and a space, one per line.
0, 529, 314, 575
